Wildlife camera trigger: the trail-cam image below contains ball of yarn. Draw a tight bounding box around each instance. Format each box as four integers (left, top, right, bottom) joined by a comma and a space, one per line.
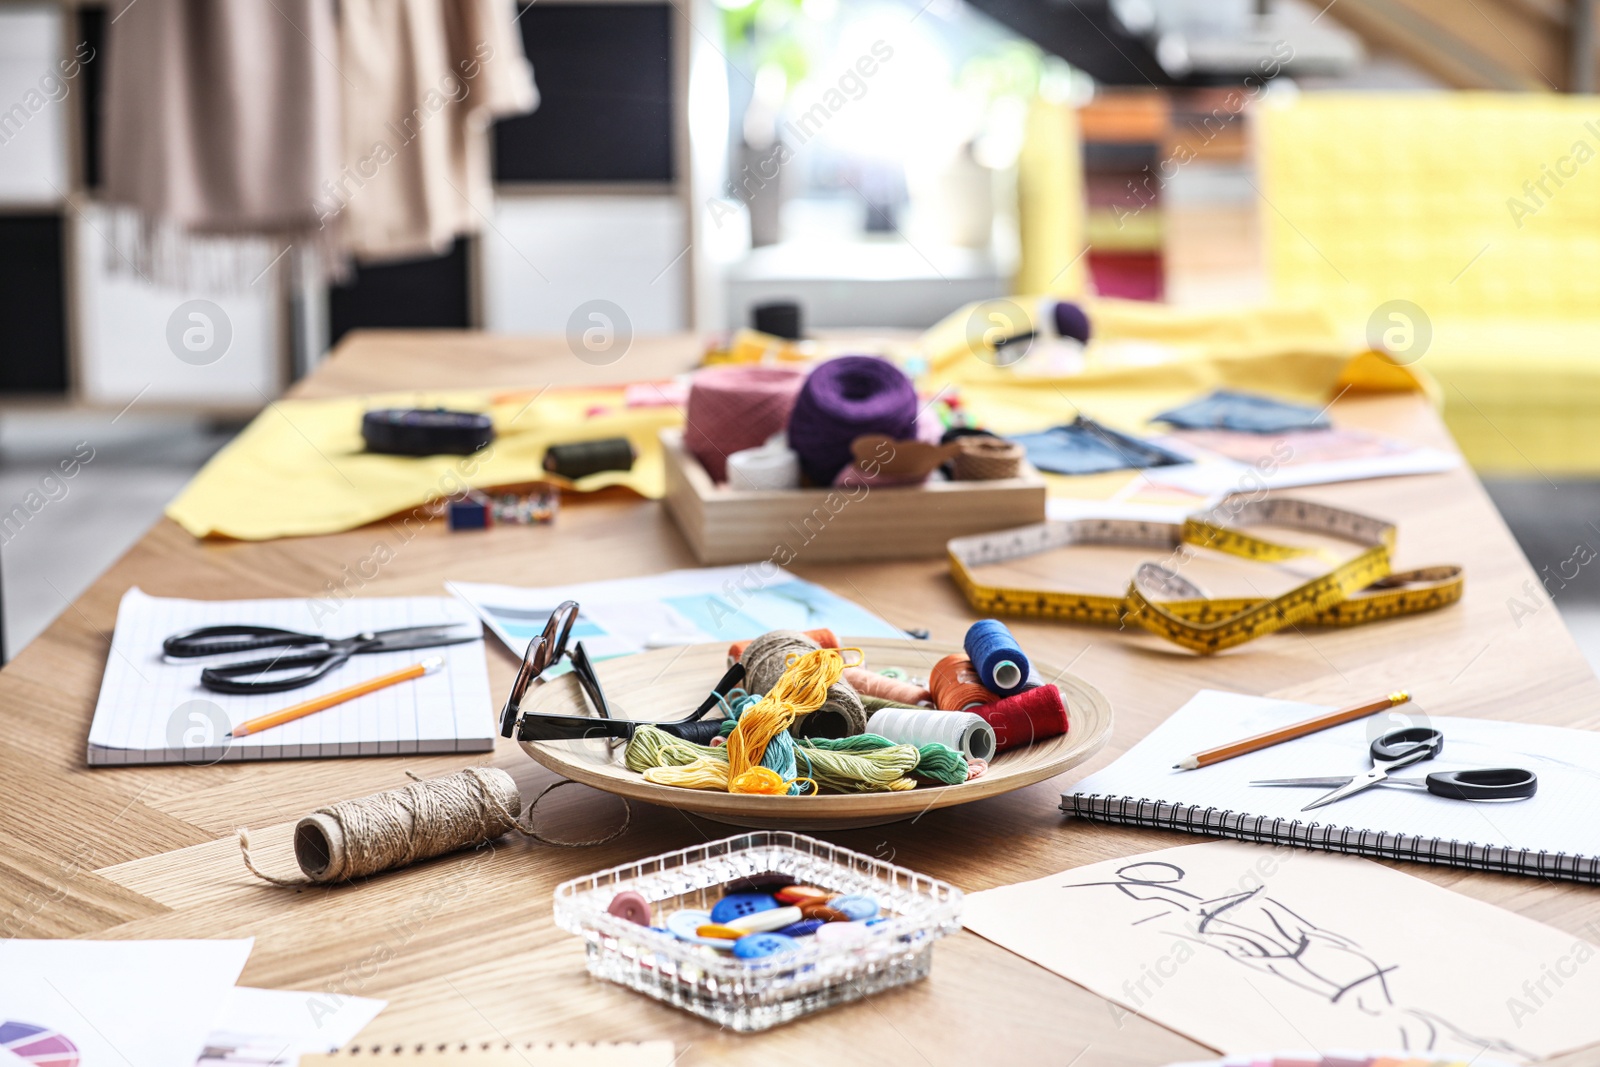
787, 356, 919, 485
1053, 300, 1091, 344
741, 629, 867, 738
684, 365, 806, 482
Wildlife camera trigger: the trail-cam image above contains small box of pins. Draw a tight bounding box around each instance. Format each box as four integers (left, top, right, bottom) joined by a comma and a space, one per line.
552, 830, 962, 1031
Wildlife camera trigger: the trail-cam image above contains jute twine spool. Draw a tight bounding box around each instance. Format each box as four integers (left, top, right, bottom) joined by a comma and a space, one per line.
953, 436, 1024, 481
741, 630, 867, 738
238, 768, 628, 886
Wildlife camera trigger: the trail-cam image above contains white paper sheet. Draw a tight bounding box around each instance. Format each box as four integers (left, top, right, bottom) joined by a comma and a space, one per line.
963, 842, 1600, 1061
198, 987, 385, 1067
87, 589, 494, 764
0, 939, 253, 1067
448, 565, 905, 661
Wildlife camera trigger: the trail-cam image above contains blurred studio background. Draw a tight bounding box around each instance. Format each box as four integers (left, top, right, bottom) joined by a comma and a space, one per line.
1, 0, 1599, 658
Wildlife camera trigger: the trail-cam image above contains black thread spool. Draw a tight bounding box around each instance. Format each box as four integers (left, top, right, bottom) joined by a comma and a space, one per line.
544, 438, 637, 480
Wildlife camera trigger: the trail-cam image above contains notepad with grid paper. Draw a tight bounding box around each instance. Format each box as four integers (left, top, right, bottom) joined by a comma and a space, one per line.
1062, 689, 1600, 884
87, 587, 495, 765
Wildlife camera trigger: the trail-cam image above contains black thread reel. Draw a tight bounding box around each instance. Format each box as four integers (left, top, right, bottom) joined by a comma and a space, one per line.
362, 408, 495, 456
543, 437, 637, 480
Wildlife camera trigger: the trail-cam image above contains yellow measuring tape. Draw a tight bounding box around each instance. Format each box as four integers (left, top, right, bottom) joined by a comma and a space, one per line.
948, 497, 1464, 654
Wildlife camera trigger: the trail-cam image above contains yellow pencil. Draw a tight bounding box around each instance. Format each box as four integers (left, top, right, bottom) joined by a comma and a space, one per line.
224, 657, 444, 740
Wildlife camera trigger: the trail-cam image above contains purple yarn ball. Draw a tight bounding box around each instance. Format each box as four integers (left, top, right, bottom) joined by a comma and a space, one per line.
1053, 300, 1092, 344
787, 356, 919, 485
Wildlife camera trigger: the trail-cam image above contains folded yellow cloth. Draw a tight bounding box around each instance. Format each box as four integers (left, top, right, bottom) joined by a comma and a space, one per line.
166, 386, 681, 540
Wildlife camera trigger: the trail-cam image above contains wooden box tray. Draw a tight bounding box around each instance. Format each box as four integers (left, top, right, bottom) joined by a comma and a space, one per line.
660, 428, 1048, 564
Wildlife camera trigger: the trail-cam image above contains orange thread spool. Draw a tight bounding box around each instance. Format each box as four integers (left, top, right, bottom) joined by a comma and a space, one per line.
843, 667, 930, 706
929, 653, 1000, 711
727, 627, 838, 665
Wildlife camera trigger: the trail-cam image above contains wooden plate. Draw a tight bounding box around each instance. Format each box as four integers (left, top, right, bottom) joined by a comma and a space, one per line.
515, 637, 1114, 829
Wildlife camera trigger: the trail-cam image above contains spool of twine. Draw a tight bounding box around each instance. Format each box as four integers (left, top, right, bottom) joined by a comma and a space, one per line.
728, 628, 837, 665
928, 653, 1001, 711
786, 356, 919, 486
952, 436, 1024, 481
741, 630, 867, 738
238, 769, 628, 885
684, 366, 806, 482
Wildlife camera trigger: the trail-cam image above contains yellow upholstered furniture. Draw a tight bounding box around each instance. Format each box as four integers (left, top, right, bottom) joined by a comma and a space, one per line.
1259, 92, 1600, 475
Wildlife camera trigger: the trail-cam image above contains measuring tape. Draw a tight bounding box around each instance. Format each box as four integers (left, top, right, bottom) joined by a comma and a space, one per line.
947, 497, 1464, 654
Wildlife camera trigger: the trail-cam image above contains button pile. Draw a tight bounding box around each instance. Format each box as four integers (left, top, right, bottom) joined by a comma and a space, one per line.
606, 876, 886, 960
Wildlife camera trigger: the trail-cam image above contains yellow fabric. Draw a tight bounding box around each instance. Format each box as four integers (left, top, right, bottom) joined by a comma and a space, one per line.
1014, 96, 1087, 296
166, 386, 681, 540
920, 297, 1431, 502
1258, 92, 1600, 475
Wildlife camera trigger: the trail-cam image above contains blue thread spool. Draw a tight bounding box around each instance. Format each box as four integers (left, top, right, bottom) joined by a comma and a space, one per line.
964, 619, 1030, 696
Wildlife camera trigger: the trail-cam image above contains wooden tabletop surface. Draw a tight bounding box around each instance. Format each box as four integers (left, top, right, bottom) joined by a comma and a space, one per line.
4, 329, 1598, 1066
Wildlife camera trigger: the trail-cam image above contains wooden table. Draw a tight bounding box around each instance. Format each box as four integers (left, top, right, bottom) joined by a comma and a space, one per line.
5, 330, 1598, 1066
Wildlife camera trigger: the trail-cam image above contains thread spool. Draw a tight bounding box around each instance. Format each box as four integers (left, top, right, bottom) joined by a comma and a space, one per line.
976, 684, 1069, 753
544, 438, 636, 480
866, 706, 996, 762
728, 628, 837, 665
952, 437, 1024, 481
740, 629, 866, 738
786, 356, 919, 486
843, 667, 930, 706
684, 365, 806, 482
244, 768, 520, 884
964, 619, 1031, 696
726, 437, 802, 491
239, 770, 630, 886
928, 653, 1000, 711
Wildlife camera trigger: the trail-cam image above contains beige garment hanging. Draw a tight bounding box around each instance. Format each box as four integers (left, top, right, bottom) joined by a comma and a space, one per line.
333, 0, 537, 263
101, 0, 343, 280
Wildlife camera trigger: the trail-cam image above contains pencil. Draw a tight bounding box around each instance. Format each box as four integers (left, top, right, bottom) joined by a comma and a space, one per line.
224, 657, 444, 740
1171, 690, 1411, 770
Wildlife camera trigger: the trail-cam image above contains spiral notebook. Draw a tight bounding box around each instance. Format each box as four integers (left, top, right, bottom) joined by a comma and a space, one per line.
300, 1042, 674, 1065
1062, 690, 1600, 884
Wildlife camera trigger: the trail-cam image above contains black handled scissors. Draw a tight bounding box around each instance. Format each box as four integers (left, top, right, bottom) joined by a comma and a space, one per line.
163, 622, 479, 694
1252, 726, 1538, 810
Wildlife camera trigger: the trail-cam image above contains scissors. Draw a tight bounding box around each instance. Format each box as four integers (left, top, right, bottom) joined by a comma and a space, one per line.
163, 622, 479, 694
1251, 726, 1538, 811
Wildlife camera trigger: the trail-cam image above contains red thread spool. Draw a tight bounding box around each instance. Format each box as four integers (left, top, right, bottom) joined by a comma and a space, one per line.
977, 684, 1069, 753
728, 628, 837, 665
842, 667, 931, 706
928, 653, 1000, 711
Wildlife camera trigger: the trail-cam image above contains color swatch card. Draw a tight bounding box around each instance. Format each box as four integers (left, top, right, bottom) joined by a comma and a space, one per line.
88, 588, 494, 765
963, 842, 1600, 1062
0, 938, 253, 1067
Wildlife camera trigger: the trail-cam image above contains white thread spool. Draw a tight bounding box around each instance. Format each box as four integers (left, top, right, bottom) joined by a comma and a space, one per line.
867, 707, 996, 762
727, 435, 801, 491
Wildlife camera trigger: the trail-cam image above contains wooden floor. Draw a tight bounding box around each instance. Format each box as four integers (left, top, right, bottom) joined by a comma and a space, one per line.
4, 331, 1599, 1066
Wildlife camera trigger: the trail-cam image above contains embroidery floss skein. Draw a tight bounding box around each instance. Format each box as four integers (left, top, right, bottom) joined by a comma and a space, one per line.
624, 725, 964, 793
928, 653, 1000, 711
843, 667, 931, 706
683, 365, 806, 482
741, 630, 866, 738
965, 619, 1032, 696
786, 356, 919, 485
866, 706, 996, 762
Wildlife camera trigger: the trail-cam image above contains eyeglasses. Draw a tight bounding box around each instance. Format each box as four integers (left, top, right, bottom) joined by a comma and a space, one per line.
499, 599, 742, 746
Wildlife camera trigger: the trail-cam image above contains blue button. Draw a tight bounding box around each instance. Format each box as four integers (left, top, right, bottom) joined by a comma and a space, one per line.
710, 892, 779, 924
665, 909, 733, 947
774, 918, 826, 938
830, 894, 879, 921
733, 932, 799, 959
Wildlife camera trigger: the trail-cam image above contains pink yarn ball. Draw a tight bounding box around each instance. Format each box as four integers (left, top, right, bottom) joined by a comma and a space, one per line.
683, 365, 806, 482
